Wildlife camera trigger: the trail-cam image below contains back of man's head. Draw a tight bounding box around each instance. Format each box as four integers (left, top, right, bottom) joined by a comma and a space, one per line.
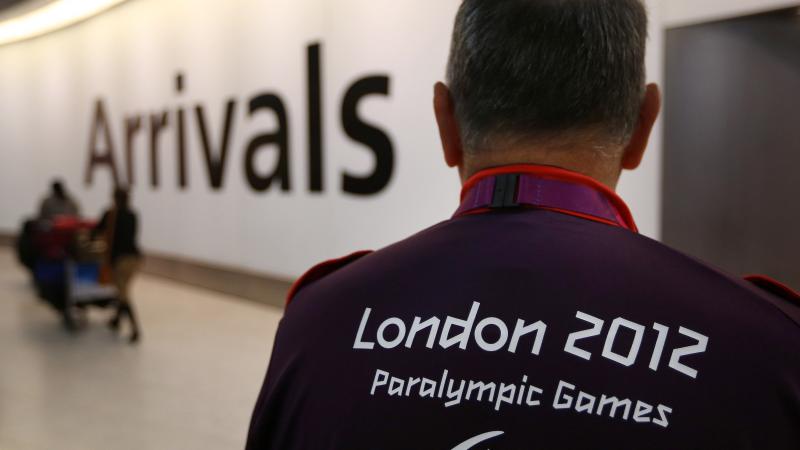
51, 180, 65, 198
114, 187, 130, 210
447, 0, 648, 153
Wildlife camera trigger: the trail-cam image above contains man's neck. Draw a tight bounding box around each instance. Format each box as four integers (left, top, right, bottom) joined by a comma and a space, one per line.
462, 146, 624, 190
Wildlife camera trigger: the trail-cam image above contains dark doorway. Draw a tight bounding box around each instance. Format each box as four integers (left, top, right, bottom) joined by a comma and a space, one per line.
663, 8, 800, 289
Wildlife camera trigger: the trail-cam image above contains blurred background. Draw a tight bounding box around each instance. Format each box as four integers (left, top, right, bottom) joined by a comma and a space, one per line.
0, 0, 797, 449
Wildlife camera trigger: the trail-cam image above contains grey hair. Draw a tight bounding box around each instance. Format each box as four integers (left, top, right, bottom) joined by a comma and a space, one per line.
446, 0, 649, 153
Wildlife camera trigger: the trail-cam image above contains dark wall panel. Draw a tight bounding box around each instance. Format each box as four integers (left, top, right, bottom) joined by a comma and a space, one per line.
663, 9, 800, 288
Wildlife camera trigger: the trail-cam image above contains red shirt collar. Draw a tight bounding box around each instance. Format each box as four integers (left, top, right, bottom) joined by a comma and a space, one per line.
456, 164, 638, 233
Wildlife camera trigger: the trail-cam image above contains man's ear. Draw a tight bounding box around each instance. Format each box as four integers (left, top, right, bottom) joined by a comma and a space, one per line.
433, 82, 464, 168
622, 83, 661, 170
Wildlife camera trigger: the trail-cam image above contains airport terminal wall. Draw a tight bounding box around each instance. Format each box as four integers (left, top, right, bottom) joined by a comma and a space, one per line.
0, 0, 665, 285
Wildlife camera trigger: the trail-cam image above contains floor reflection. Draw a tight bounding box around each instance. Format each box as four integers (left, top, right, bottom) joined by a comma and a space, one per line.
0, 247, 282, 450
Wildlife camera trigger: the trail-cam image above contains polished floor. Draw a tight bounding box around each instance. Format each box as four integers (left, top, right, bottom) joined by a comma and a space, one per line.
0, 247, 283, 450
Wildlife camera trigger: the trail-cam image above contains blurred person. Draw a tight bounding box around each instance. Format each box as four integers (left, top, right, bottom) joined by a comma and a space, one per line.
247, 1, 800, 449
93, 187, 142, 344
15, 219, 38, 274
39, 179, 80, 221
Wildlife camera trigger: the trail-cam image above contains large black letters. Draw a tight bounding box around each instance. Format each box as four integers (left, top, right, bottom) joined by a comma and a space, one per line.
244, 94, 291, 192
175, 73, 188, 188
87, 45, 394, 196
307, 43, 324, 193
149, 111, 169, 187
124, 116, 142, 186
195, 99, 236, 190
341, 76, 394, 196
85, 99, 120, 186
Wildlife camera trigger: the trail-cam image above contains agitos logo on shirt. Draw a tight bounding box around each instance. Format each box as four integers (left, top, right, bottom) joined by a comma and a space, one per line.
84, 43, 394, 196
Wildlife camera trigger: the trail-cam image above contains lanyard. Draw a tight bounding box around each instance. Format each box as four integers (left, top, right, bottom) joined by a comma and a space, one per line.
453, 165, 638, 232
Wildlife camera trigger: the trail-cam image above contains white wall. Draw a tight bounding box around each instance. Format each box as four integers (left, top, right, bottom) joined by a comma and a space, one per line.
0, 0, 669, 279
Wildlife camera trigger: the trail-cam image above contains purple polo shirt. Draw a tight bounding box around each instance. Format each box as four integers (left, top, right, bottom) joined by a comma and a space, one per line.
247, 165, 800, 450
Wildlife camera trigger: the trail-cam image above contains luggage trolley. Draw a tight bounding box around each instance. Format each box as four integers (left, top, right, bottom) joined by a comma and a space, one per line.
22, 216, 119, 331
63, 260, 118, 329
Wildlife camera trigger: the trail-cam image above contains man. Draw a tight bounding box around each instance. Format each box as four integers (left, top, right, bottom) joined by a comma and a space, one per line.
247, 1, 800, 448
39, 180, 80, 221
